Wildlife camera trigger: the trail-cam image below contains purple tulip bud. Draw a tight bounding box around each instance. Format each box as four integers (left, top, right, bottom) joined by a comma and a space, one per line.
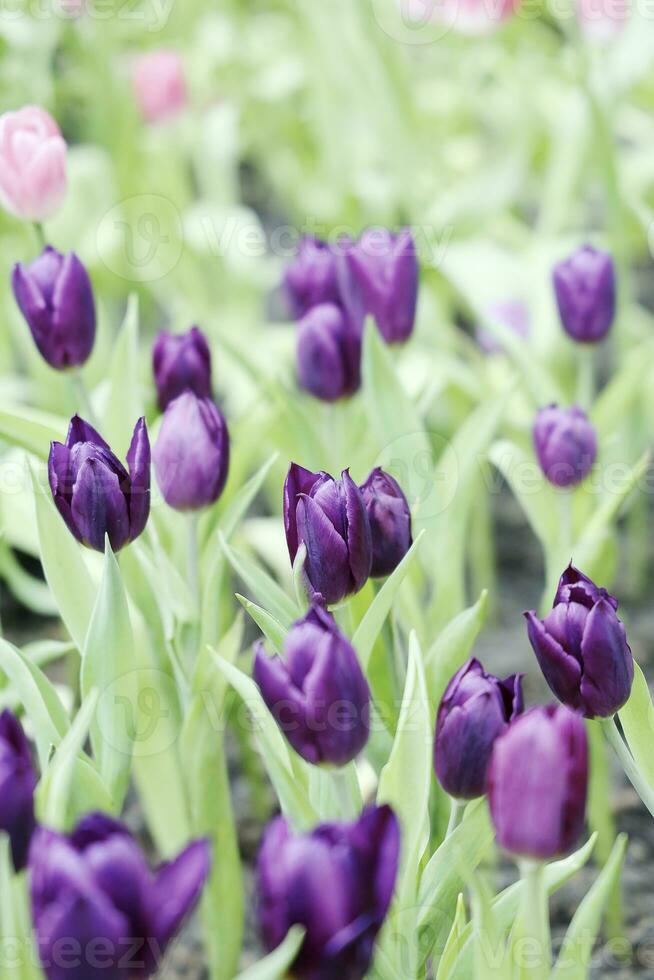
553, 245, 616, 344
0, 711, 37, 871
153, 392, 230, 511
49, 415, 150, 552
525, 564, 633, 718
30, 812, 210, 980
434, 658, 524, 800
488, 704, 588, 860
359, 468, 412, 578
296, 303, 362, 402
533, 404, 597, 488
257, 805, 400, 980
283, 463, 372, 606
254, 603, 370, 766
339, 228, 418, 344
283, 236, 341, 319
152, 326, 212, 411
12, 246, 96, 369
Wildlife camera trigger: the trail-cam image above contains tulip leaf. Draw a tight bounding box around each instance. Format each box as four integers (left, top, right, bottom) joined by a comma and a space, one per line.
80, 540, 136, 810
436, 893, 468, 980
488, 440, 558, 549
214, 451, 279, 542
0, 403, 65, 457
352, 530, 425, 670
424, 590, 488, 704
234, 926, 305, 980
0, 538, 58, 615
0, 837, 40, 980
551, 834, 627, 979
104, 293, 143, 459
219, 533, 298, 627
617, 662, 654, 788
236, 595, 287, 654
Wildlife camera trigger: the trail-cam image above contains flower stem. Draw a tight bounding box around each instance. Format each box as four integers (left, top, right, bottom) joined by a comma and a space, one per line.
576, 346, 595, 409
33, 222, 46, 250
518, 860, 551, 979
187, 512, 201, 613
446, 798, 466, 837
601, 717, 654, 819
331, 767, 357, 820
69, 369, 99, 429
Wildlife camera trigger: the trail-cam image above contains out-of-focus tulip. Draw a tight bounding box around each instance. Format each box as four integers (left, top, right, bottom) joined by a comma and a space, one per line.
402, 0, 520, 37
488, 704, 588, 860
533, 405, 597, 488
30, 812, 210, 980
0, 106, 67, 223
254, 603, 370, 766
434, 658, 523, 800
152, 326, 212, 411
12, 246, 96, 370
359, 468, 412, 577
49, 415, 150, 552
296, 303, 361, 402
553, 245, 616, 343
525, 564, 633, 719
257, 805, 400, 980
0, 710, 37, 872
153, 392, 229, 511
283, 236, 341, 320
576, 0, 627, 40
132, 50, 187, 124
283, 463, 372, 605
476, 299, 530, 355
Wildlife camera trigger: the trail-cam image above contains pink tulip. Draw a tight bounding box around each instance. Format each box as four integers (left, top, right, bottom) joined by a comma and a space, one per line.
132, 50, 188, 124
576, 0, 628, 40
402, 0, 519, 35
0, 106, 67, 224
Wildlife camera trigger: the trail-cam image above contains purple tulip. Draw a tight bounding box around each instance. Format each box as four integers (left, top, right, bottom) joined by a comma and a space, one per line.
488, 704, 588, 860
339, 228, 418, 344
152, 326, 212, 411
533, 404, 597, 488
153, 392, 230, 511
525, 564, 633, 718
254, 604, 370, 766
30, 812, 210, 980
257, 805, 400, 980
284, 463, 372, 606
359, 468, 412, 578
12, 246, 96, 369
553, 245, 616, 344
283, 236, 341, 320
0, 710, 37, 871
49, 416, 150, 553
434, 658, 524, 801
296, 303, 362, 402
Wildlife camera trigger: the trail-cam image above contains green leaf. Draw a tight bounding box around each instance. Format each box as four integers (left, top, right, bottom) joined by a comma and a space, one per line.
551, 835, 627, 978
236, 595, 287, 654
0, 540, 58, 615
424, 591, 488, 703
436, 893, 468, 980
0, 403, 64, 457
104, 294, 143, 458
216, 452, 279, 541
81, 540, 136, 809
234, 927, 305, 980
618, 662, 654, 787
220, 533, 298, 627
37, 690, 100, 830
488, 440, 558, 549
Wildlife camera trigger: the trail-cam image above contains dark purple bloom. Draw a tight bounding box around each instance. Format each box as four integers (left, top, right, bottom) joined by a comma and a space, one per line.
283, 237, 341, 320
476, 299, 530, 355
434, 658, 523, 800
254, 604, 370, 766
296, 303, 362, 402
339, 228, 418, 344
153, 392, 229, 511
29, 812, 210, 980
48, 416, 150, 553
257, 805, 400, 980
0, 710, 37, 871
553, 245, 615, 344
525, 564, 633, 718
12, 246, 96, 370
283, 463, 372, 606
533, 404, 597, 487
488, 704, 588, 860
359, 468, 412, 578
152, 326, 212, 411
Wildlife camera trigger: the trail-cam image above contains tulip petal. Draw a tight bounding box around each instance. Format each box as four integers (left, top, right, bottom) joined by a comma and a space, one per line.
254, 646, 319, 764
341, 469, 372, 592
525, 610, 583, 710
151, 839, 211, 948
71, 458, 130, 552
296, 494, 351, 605
66, 415, 112, 453
48, 441, 81, 539
126, 418, 151, 538
579, 598, 634, 717
51, 252, 96, 367
283, 463, 323, 563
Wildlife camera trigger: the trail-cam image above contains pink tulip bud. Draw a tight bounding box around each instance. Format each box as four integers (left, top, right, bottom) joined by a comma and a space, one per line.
132, 50, 188, 124
576, 0, 628, 40
0, 106, 67, 223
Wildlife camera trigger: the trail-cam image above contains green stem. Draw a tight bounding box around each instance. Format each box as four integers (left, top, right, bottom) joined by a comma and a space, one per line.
558, 488, 574, 560
331, 767, 357, 820
576, 345, 596, 409
33, 222, 46, 250
69, 369, 99, 428
601, 717, 654, 819
187, 512, 201, 613
446, 799, 465, 837
518, 860, 551, 979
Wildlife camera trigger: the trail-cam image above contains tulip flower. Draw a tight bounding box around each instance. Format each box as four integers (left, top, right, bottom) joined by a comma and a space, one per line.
0, 711, 37, 871
257, 805, 400, 980
152, 326, 212, 411
359, 467, 412, 578
296, 303, 361, 402
12, 246, 96, 370
434, 658, 523, 800
254, 604, 370, 766
340, 228, 418, 344
488, 704, 588, 860
153, 392, 230, 511
132, 50, 187, 124
525, 564, 633, 719
49, 415, 150, 553
30, 812, 210, 980
533, 404, 597, 488
553, 245, 616, 344
0, 106, 67, 223
284, 463, 372, 605
283, 236, 341, 320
